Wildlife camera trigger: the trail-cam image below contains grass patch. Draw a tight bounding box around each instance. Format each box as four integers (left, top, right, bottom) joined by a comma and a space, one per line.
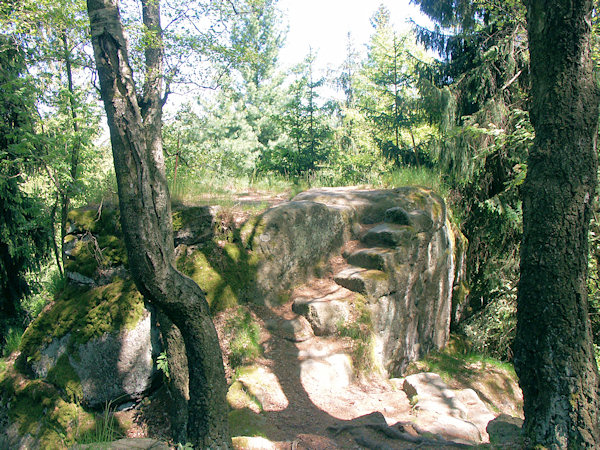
2, 326, 23, 357
406, 335, 516, 383
226, 309, 262, 370
379, 167, 448, 196
74, 401, 123, 446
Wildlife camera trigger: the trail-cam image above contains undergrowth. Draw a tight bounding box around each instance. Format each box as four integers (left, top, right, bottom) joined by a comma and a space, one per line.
225, 308, 262, 370
406, 335, 516, 383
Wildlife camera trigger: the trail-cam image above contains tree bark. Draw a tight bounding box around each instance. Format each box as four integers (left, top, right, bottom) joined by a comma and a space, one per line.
86, 0, 231, 446
515, 0, 600, 447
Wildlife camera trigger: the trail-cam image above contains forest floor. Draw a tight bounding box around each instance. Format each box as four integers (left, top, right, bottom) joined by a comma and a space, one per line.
116, 287, 524, 449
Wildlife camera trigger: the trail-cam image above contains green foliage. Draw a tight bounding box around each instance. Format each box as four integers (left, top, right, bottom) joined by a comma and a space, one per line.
459, 293, 517, 361
226, 308, 262, 369
357, 6, 434, 168
0, 34, 52, 345
412, 0, 531, 343
156, 351, 170, 379
259, 50, 334, 176
2, 326, 23, 357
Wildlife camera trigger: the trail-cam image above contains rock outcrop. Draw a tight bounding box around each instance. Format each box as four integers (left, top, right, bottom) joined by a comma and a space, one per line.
15, 186, 464, 410
266, 187, 465, 374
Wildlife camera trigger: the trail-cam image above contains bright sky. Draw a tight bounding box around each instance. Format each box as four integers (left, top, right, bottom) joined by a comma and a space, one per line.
277, 0, 431, 72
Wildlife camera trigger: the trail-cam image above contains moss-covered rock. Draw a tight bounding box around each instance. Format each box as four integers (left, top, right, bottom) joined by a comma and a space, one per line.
64, 206, 128, 285
0, 361, 95, 449
19, 278, 158, 408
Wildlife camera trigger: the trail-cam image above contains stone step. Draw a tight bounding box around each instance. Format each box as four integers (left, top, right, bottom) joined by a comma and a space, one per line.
361, 223, 416, 248
346, 246, 405, 271
333, 265, 392, 299
384, 206, 434, 233
292, 288, 355, 336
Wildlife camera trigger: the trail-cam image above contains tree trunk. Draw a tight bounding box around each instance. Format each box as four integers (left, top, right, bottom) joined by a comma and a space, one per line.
514, 0, 600, 447
86, 0, 232, 446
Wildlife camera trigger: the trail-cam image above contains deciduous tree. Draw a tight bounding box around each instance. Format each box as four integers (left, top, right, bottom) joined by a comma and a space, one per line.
86, 0, 231, 446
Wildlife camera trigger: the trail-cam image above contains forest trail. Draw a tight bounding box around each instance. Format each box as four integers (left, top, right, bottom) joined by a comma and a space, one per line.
212, 297, 522, 449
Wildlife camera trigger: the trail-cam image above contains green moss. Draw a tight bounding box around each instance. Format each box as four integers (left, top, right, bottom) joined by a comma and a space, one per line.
47, 354, 83, 402
172, 210, 183, 232
65, 241, 99, 278
228, 408, 269, 438
67, 207, 121, 236
176, 241, 259, 313
65, 207, 127, 279
363, 269, 389, 282
20, 278, 145, 363
1, 360, 115, 449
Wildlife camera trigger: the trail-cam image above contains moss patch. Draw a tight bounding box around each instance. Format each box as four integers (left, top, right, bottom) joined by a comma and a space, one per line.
46, 354, 83, 403
19, 278, 145, 363
228, 408, 270, 438
65, 206, 127, 278
177, 241, 260, 312
0, 362, 93, 448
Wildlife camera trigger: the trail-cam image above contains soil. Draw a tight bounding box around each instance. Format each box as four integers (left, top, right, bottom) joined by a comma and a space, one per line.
116, 296, 523, 449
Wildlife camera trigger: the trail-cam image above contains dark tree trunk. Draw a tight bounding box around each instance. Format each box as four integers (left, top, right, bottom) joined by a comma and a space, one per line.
86, 0, 231, 447
515, 0, 600, 447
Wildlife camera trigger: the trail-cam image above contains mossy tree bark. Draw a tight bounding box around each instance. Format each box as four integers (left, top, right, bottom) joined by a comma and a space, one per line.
515, 0, 600, 447
86, 0, 231, 446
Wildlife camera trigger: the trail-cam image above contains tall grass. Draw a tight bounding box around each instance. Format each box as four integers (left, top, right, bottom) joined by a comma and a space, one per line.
75, 401, 121, 446
2, 327, 23, 357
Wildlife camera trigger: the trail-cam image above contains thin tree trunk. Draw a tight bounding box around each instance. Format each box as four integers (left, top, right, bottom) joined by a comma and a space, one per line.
514, 0, 600, 447
50, 196, 63, 276
86, 0, 231, 446
60, 33, 80, 270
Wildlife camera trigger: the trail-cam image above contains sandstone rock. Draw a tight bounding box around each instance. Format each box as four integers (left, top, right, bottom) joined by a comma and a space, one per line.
276, 187, 464, 374
30, 309, 160, 408
361, 223, 416, 247
300, 353, 353, 390
251, 200, 348, 306
232, 436, 278, 450
292, 294, 351, 336
403, 372, 495, 443
333, 266, 392, 300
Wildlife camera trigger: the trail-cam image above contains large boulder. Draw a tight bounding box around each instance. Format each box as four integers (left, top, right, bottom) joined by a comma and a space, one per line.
282, 187, 465, 375
18, 278, 161, 408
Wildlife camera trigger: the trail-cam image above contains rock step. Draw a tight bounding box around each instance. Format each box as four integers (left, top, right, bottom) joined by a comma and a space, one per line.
361, 223, 416, 248
265, 316, 314, 342
384, 207, 434, 233
333, 266, 392, 299
292, 288, 356, 336
346, 246, 406, 271
402, 372, 496, 443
